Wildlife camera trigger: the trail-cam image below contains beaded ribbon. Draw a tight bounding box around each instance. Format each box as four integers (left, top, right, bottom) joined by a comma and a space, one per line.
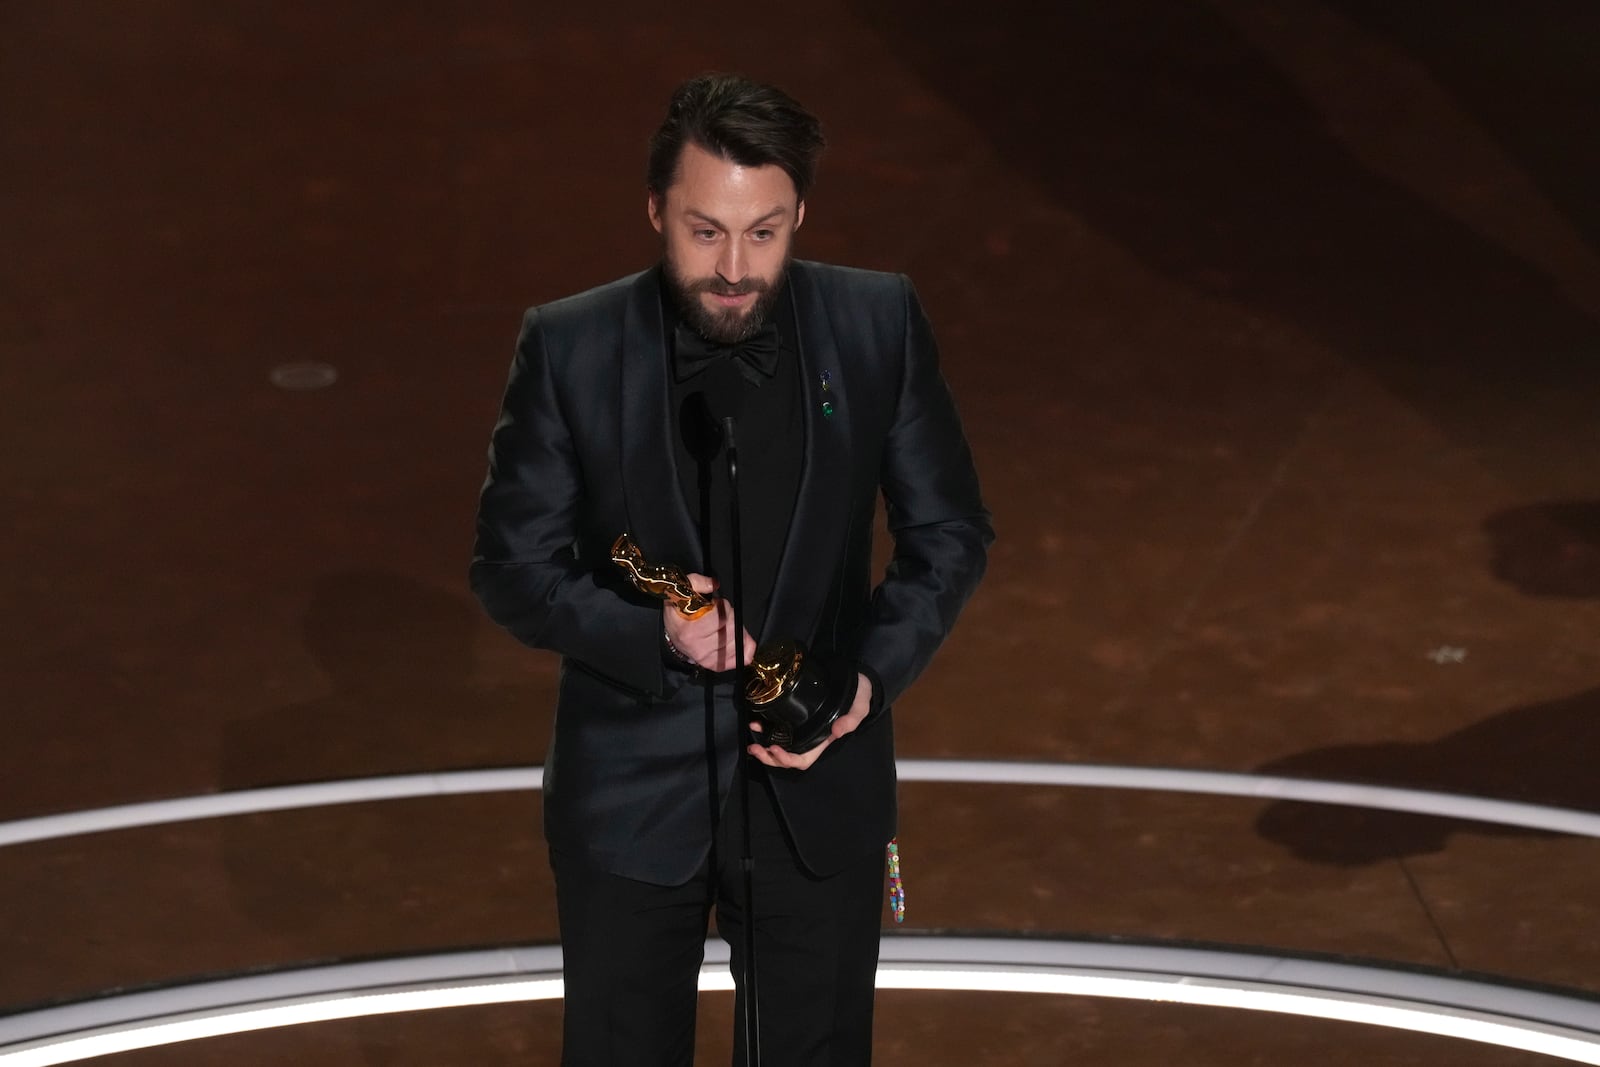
886, 838, 905, 923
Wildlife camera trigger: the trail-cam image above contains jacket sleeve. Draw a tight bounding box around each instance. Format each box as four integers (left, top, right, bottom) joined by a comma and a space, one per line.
469, 309, 667, 698
856, 277, 994, 707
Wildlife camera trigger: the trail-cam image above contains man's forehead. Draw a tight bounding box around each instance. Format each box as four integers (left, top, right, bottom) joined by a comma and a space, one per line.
665, 144, 798, 200
683, 203, 790, 225
658, 185, 800, 230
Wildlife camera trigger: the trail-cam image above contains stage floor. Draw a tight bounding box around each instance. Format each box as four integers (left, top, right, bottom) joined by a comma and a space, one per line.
4, 2, 1599, 1063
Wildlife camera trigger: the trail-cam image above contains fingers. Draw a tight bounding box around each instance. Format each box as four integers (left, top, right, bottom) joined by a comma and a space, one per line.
747, 734, 833, 771
746, 716, 843, 770
687, 572, 718, 596
664, 597, 751, 672
849, 672, 872, 721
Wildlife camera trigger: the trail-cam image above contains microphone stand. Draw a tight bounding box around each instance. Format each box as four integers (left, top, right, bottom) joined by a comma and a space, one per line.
723, 415, 761, 1067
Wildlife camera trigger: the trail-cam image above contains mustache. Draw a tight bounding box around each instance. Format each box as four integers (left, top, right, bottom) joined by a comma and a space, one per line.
685, 277, 768, 298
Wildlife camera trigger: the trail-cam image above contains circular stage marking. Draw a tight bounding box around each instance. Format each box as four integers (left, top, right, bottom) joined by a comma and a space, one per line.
2, 939, 1599, 1065
268, 361, 338, 390
6, 762, 1600, 849
4, 764, 1600, 1063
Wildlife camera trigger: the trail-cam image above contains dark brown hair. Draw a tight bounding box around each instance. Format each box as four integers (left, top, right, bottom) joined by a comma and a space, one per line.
647, 73, 826, 200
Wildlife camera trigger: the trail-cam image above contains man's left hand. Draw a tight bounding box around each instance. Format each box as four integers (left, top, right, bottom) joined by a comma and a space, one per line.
747, 672, 872, 771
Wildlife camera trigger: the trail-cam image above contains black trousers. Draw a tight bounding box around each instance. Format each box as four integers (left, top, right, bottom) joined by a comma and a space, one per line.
550, 769, 885, 1066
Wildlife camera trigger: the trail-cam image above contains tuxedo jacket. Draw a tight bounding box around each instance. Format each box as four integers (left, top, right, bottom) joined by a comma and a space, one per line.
471, 260, 992, 885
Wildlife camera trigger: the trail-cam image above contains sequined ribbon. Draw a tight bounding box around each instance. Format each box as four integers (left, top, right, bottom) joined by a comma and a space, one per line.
887, 838, 905, 924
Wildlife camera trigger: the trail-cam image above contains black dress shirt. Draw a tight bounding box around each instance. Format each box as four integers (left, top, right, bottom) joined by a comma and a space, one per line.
666, 283, 803, 645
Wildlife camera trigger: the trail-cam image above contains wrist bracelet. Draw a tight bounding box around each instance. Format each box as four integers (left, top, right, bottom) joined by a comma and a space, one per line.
663, 626, 695, 665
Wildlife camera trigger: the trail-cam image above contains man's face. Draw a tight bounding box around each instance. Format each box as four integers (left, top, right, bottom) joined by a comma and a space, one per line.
649, 141, 805, 344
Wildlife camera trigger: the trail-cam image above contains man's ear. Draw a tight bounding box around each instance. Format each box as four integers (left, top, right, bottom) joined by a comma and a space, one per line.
795, 200, 805, 231
647, 191, 664, 234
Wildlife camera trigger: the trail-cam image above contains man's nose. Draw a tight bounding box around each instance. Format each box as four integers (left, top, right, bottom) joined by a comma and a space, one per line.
717, 241, 746, 284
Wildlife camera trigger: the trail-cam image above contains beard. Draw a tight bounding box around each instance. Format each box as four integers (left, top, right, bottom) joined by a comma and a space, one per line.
664, 256, 789, 344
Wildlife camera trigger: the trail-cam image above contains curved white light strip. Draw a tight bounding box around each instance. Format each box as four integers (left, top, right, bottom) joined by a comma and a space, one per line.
0, 770, 543, 848
902, 761, 1600, 838
5, 761, 1600, 849
2, 939, 1598, 1066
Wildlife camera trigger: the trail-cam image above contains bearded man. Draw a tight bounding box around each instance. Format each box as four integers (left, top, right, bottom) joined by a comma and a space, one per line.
471, 73, 991, 1066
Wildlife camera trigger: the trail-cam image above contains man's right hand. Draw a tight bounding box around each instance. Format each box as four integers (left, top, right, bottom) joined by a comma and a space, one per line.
663, 573, 756, 672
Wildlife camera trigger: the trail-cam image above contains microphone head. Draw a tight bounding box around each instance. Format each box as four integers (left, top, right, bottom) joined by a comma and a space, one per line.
679, 392, 723, 462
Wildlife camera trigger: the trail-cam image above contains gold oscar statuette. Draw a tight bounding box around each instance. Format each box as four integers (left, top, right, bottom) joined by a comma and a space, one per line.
744, 639, 805, 706
610, 532, 852, 753
743, 638, 855, 753
610, 533, 715, 618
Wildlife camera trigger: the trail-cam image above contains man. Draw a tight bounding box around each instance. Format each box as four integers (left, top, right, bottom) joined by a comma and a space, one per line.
471, 73, 991, 1066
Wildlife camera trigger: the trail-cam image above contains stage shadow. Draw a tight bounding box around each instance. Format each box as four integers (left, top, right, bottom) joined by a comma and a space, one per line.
218, 569, 552, 936
855, 1, 1600, 477
1256, 500, 1600, 865
1324, 0, 1600, 253
1485, 499, 1600, 599
1254, 685, 1600, 865
221, 569, 547, 789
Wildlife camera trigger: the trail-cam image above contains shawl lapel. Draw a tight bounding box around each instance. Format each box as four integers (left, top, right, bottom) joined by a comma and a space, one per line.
618, 266, 703, 570
763, 262, 853, 643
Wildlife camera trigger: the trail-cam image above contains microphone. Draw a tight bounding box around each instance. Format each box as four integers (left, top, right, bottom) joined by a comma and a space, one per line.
722, 411, 761, 1067
679, 391, 724, 463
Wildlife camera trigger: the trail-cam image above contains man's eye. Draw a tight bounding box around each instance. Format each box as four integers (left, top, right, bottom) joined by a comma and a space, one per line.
694, 229, 717, 240
752, 230, 773, 240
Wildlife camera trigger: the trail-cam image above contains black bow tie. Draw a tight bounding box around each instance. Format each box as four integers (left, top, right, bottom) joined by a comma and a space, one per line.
673, 321, 781, 386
